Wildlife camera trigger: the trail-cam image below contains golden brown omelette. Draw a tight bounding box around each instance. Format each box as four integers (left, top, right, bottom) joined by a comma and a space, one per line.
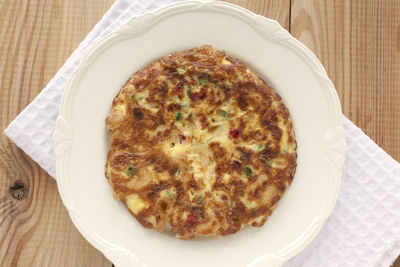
105, 45, 297, 239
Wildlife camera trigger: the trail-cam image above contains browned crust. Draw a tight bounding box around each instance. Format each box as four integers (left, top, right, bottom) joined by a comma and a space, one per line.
105, 45, 297, 239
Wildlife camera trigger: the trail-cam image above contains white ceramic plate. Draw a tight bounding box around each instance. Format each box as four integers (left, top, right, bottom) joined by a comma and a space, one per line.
53, 1, 346, 266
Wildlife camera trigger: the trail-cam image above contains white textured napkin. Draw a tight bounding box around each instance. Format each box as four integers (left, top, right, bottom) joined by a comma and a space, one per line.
4, 0, 400, 266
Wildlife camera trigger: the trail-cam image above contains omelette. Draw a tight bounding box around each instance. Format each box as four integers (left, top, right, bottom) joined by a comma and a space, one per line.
105, 45, 297, 239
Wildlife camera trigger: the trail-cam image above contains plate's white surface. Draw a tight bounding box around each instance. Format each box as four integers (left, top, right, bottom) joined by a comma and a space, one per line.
53, 1, 346, 266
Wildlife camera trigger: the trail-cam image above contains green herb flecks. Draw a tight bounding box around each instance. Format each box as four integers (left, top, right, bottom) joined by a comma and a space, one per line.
243, 166, 253, 177
166, 190, 174, 199
204, 69, 213, 76
125, 165, 137, 177
257, 144, 264, 151
216, 82, 232, 90
197, 70, 212, 86
198, 195, 204, 205
220, 109, 229, 118
265, 160, 273, 165
181, 102, 188, 108
175, 111, 183, 121
198, 77, 208, 86
177, 68, 186, 75
224, 83, 232, 89
175, 168, 181, 176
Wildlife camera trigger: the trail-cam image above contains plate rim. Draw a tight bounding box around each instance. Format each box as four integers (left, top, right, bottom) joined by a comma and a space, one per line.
53, 1, 347, 266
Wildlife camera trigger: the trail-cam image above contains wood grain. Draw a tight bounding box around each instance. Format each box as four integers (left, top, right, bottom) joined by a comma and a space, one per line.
290, 0, 400, 161
0, 0, 399, 266
0, 0, 114, 266
223, 0, 290, 30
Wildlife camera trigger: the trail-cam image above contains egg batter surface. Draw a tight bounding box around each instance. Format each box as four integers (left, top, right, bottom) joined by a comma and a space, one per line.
105, 45, 297, 239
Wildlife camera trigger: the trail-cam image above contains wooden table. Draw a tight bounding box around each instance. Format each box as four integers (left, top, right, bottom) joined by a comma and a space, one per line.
1, 0, 399, 266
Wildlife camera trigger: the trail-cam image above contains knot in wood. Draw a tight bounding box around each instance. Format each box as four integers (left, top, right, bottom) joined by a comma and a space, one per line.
9, 180, 27, 200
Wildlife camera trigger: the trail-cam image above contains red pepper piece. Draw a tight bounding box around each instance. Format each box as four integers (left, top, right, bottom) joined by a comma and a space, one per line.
229, 129, 239, 139
178, 134, 186, 144
186, 214, 198, 226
